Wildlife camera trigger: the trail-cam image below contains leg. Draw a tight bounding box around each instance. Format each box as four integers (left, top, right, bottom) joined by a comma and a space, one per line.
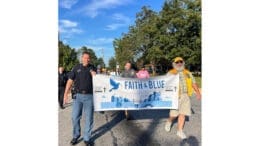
125, 110, 130, 120
176, 114, 187, 139
83, 94, 94, 142
59, 87, 65, 108
165, 110, 178, 132
125, 110, 128, 116
177, 114, 185, 131
167, 116, 177, 123
72, 94, 83, 139
177, 94, 191, 131
176, 94, 191, 139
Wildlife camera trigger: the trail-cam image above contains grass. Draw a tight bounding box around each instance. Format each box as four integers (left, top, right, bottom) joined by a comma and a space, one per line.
195, 76, 201, 88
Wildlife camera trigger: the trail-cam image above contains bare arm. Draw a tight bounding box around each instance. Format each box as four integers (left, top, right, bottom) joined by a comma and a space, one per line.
63, 79, 73, 104
192, 83, 201, 100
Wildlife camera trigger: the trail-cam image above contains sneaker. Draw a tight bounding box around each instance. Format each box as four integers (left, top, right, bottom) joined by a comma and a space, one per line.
84, 141, 90, 146
164, 121, 172, 132
176, 130, 187, 139
70, 137, 79, 145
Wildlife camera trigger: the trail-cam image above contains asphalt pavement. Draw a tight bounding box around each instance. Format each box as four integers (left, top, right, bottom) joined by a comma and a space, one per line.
59, 96, 201, 146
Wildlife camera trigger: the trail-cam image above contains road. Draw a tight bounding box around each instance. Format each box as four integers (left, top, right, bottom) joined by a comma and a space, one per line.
59, 96, 201, 146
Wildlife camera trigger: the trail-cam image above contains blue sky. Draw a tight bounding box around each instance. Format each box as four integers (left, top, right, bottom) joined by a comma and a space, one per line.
59, 0, 165, 65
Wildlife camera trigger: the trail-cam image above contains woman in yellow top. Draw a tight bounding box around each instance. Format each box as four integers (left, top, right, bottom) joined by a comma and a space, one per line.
165, 57, 201, 139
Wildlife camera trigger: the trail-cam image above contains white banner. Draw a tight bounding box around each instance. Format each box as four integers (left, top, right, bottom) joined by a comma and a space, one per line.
93, 74, 179, 111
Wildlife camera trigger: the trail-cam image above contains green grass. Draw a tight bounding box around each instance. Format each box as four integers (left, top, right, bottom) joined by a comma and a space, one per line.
195, 76, 201, 88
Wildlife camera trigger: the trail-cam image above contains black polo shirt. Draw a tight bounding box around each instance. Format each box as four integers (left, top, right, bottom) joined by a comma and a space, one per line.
68, 64, 96, 94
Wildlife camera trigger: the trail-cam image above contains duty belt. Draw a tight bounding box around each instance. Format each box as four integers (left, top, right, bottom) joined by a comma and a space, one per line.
77, 90, 88, 94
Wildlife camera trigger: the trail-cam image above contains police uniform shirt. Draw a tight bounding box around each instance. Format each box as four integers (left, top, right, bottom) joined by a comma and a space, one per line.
68, 64, 96, 94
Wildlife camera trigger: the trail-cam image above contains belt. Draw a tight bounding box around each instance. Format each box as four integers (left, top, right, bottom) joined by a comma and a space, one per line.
77, 90, 89, 94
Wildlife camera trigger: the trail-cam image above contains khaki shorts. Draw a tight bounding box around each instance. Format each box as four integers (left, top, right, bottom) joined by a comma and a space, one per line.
170, 93, 191, 117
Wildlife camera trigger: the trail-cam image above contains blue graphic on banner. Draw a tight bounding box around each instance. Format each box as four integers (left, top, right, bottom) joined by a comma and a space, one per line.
93, 74, 179, 111
109, 78, 120, 92
101, 91, 172, 109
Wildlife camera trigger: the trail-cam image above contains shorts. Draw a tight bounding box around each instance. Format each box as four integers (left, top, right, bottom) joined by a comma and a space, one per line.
169, 93, 191, 117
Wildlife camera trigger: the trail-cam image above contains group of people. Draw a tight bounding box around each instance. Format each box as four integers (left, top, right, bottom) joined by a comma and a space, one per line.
58, 52, 201, 146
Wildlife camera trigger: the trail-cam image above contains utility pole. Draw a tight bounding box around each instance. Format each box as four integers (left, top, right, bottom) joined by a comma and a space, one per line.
102, 48, 104, 64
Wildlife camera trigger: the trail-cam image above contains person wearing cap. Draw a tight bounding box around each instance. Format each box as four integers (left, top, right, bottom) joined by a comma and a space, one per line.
164, 57, 201, 139
136, 66, 150, 79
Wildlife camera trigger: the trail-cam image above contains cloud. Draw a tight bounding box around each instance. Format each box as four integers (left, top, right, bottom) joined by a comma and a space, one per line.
81, 0, 132, 18
59, 0, 78, 9
112, 13, 131, 22
105, 13, 131, 30
86, 37, 114, 45
60, 19, 78, 27
59, 19, 83, 38
106, 24, 124, 30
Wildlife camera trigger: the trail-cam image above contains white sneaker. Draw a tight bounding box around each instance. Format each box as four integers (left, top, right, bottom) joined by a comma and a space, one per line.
176, 130, 187, 139
164, 121, 172, 132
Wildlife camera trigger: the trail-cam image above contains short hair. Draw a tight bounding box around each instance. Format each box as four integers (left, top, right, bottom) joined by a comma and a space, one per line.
82, 51, 90, 56
125, 61, 132, 65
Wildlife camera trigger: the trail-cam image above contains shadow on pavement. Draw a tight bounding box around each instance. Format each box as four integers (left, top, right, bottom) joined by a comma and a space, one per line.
92, 110, 167, 146
180, 136, 199, 146
128, 109, 190, 122
130, 118, 161, 146
91, 109, 196, 145
127, 109, 169, 120
91, 111, 125, 143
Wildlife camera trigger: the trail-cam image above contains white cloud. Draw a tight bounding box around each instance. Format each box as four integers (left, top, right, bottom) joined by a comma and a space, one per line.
81, 0, 132, 18
112, 13, 130, 22
86, 37, 114, 45
59, 19, 83, 37
60, 19, 78, 27
60, 0, 78, 9
105, 13, 131, 30
70, 28, 83, 33
105, 23, 125, 30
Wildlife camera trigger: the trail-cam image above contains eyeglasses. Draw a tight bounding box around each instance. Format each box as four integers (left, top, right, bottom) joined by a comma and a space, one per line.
175, 61, 183, 64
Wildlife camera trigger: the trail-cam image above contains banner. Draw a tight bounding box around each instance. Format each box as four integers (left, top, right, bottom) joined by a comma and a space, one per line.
93, 74, 179, 111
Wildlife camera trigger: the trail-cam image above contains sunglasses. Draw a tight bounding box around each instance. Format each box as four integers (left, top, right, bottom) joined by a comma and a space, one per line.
175, 61, 183, 64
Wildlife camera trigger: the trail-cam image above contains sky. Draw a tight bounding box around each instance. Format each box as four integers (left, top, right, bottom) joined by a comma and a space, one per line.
59, 0, 165, 65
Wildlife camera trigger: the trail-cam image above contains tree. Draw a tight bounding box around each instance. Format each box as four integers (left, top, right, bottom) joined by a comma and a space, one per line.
108, 57, 117, 70
113, 0, 201, 72
96, 57, 106, 68
77, 46, 100, 67
58, 41, 79, 71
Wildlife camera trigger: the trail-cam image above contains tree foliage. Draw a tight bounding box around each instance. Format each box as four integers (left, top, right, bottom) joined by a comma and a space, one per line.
58, 41, 79, 71
108, 57, 117, 70
59, 41, 104, 71
113, 0, 201, 71
77, 46, 105, 68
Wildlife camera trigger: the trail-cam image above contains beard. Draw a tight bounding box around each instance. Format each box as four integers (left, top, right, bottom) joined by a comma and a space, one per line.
173, 63, 185, 72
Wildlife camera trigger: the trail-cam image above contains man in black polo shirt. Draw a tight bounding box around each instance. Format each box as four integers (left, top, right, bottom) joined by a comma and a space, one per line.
63, 52, 96, 146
